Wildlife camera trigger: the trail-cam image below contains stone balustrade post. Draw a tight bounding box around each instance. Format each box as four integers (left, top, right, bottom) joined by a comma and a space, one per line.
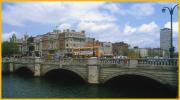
34, 57, 41, 77
129, 59, 138, 68
9, 57, 14, 72
88, 57, 99, 84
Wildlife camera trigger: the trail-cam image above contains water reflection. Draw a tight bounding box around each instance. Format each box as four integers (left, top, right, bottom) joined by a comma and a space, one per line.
104, 75, 177, 98
2, 72, 177, 98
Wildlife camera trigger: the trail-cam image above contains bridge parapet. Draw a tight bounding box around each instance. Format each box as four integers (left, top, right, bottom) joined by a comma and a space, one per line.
41, 59, 59, 65
60, 58, 88, 65
98, 58, 130, 65
2, 58, 10, 63
41, 58, 88, 66
3, 57, 178, 68
14, 57, 36, 64
137, 58, 178, 66
97, 58, 178, 70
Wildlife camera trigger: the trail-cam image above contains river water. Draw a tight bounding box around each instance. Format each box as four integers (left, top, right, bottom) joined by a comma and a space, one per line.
2, 70, 177, 98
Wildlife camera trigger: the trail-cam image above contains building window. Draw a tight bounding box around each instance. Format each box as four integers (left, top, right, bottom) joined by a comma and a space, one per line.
66, 44, 68, 47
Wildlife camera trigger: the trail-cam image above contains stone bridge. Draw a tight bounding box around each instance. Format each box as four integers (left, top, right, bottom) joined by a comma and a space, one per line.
3, 57, 178, 89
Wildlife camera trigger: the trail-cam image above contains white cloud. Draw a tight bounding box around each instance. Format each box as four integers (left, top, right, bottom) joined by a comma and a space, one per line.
3, 2, 113, 26
120, 21, 160, 47
164, 21, 178, 33
129, 3, 155, 16
123, 25, 137, 35
164, 21, 178, 38
58, 23, 72, 30
2, 31, 23, 41
78, 21, 116, 32
103, 3, 121, 13
108, 3, 155, 17
3, 2, 156, 27
138, 22, 158, 33
123, 21, 159, 35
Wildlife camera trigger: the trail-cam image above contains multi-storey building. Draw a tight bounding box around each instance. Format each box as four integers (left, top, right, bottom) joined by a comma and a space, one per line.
34, 29, 86, 58
128, 46, 140, 58
38, 31, 59, 58
56, 29, 86, 57
148, 48, 169, 57
9, 34, 23, 57
73, 38, 102, 58
22, 34, 29, 56
139, 48, 149, 58
160, 28, 171, 51
100, 42, 113, 57
27, 36, 35, 56
129, 47, 169, 58
112, 42, 129, 56
34, 35, 42, 57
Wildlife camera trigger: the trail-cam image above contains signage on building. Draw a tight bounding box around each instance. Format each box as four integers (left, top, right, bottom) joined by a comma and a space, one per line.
79, 51, 93, 55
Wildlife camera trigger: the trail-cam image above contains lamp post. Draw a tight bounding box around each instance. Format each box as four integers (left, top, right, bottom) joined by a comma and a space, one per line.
162, 4, 178, 58
93, 38, 95, 57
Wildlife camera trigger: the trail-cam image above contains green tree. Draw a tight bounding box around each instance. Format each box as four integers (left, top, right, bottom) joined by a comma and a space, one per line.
122, 48, 129, 56
128, 49, 135, 58
2, 41, 19, 57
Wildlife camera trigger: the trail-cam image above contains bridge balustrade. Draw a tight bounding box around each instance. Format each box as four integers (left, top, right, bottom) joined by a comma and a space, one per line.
2, 57, 178, 67
60, 58, 72, 65
60, 58, 88, 65
41, 59, 59, 65
2, 58, 10, 63
138, 58, 178, 66
13, 57, 35, 64
98, 58, 130, 65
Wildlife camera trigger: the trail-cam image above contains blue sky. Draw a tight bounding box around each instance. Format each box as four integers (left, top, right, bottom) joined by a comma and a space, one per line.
2, 2, 178, 50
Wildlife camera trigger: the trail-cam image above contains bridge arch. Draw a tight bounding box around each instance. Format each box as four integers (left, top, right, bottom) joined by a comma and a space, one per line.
102, 71, 169, 85
42, 66, 87, 82
14, 66, 34, 76
14, 64, 34, 73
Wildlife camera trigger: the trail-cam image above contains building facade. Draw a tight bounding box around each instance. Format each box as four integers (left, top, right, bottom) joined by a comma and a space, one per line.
55, 29, 86, 57
160, 28, 171, 51
148, 48, 169, 57
34, 35, 42, 57
139, 48, 148, 58
100, 42, 113, 57
112, 42, 129, 56
33, 29, 87, 58
21, 34, 29, 56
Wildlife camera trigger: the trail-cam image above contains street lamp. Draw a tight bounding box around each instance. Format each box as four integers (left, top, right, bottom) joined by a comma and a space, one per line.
162, 4, 178, 58
93, 38, 95, 57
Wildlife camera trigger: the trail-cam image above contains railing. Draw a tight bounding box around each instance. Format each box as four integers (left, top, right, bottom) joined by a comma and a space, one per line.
41, 58, 88, 65
138, 58, 178, 66
14, 57, 35, 64
2, 58, 10, 63
41, 59, 59, 65
60, 58, 88, 65
98, 58, 130, 65
2, 57, 35, 64
3, 57, 178, 67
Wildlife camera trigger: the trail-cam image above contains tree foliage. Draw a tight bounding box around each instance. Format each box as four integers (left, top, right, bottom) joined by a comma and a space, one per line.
128, 49, 139, 58
2, 41, 19, 57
